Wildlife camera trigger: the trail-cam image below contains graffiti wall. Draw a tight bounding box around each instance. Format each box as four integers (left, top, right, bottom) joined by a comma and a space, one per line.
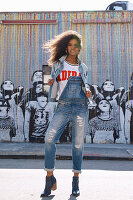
0, 11, 133, 143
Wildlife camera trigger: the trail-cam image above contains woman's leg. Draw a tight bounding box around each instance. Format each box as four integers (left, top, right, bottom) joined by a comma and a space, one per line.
71, 103, 88, 196
74, 172, 79, 177
47, 171, 53, 177
41, 103, 70, 197
72, 109, 88, 173
45, 105, 70, 171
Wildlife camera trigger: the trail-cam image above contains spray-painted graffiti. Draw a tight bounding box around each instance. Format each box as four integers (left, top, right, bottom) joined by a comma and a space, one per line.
0, 11, 133, 144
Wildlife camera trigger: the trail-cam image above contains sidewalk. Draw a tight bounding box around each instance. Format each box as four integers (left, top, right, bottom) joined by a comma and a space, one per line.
0, 142, 133, 160
1, 169, 133, 200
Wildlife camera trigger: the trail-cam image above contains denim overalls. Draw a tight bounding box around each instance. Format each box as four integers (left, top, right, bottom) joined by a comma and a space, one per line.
45, 76, 88, 173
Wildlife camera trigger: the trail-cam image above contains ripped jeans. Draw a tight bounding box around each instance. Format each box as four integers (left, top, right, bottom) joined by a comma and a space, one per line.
45, 76, 88, 173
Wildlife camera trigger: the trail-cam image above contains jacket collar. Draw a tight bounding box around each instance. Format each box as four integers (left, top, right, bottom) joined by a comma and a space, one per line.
59, 55, 82, 66
59, 55, 67, 63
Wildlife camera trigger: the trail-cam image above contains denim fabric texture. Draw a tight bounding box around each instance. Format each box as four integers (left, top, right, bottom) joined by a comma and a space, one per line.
48, 55, 90, 101
45, 76, 88, 173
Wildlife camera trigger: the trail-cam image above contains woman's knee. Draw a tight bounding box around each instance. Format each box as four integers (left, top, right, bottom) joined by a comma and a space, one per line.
73, 143, 83, 150
45, 135, 54, 144
45, 128, 57, 144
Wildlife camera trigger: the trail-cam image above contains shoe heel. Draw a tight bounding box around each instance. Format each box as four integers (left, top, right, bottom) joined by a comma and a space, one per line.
40, 175, 57, 197
51, 182, 57, 191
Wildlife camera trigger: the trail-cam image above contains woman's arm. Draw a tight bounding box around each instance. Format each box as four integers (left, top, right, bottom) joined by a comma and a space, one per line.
48, 79, 54, 86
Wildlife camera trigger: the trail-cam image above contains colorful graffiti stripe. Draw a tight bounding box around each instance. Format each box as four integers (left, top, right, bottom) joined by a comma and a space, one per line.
0, 11, 133, 90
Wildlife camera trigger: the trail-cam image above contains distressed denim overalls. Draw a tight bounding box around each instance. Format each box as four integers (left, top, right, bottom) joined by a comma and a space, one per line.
45, 76, 88, 173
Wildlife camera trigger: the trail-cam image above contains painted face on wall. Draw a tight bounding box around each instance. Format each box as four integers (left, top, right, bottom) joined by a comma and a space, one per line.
36, 84, 43, 93
33, 72, 42, 83
103, 81, 115, 92
98, 100, 110, 112
2, 81, 13, 91
67, 39, 81, 57
37, 96, 47, 108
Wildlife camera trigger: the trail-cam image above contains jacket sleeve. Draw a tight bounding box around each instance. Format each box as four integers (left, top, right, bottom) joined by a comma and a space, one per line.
50, 62, 59, 80
48, 62, 59, 102
82, 63, 90, 91
50, 63, 56, 79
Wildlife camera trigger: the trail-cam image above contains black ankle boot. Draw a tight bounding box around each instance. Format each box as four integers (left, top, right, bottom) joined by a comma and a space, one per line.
72, 176, 80, 196
40, 175, 57, 197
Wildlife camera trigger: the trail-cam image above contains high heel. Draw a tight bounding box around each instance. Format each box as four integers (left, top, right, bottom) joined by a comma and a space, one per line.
40, 175, 57, 197
72, 176, 80, 197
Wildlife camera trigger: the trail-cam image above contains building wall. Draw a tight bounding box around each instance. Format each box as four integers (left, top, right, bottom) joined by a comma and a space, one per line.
0, 11, 133, 143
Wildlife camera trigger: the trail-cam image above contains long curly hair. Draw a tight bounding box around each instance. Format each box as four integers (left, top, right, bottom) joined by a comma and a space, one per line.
43, 30, 82, 66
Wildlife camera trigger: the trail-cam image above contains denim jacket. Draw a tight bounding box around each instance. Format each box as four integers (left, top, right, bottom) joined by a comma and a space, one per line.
48, 55, 90, 101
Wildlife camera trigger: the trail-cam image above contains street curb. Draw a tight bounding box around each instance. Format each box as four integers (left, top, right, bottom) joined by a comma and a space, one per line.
0, 154, 133, 161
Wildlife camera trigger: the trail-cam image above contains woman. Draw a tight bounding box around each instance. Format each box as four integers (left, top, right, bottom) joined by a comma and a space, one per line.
41, 30, 91, 197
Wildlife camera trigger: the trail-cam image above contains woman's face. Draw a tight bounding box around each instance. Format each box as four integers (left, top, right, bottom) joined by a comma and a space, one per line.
67, 39, 81, 57
2, 81, 13, 91
98, 100, 110, 112
103, 81, 114, 92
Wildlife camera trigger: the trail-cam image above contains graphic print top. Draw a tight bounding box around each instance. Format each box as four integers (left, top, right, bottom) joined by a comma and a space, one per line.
56, 60, 81, 100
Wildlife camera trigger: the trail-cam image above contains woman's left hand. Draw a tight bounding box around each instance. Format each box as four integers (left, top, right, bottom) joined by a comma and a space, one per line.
85, 90, 92, 98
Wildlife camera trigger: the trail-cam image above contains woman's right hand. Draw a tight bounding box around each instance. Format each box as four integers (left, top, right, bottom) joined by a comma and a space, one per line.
48, 78, 54, 86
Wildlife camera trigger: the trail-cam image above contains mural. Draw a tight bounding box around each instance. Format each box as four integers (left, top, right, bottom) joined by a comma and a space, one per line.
88, 80, 126, 144
17, 70, 55, 143
0, 11, 133, 143
88, 99, 120, 144
24, 92, 53, 143
124, 73, 133, 144
0, 73, 133, 143
0, 70, 65, 143
0, 98, 16, 142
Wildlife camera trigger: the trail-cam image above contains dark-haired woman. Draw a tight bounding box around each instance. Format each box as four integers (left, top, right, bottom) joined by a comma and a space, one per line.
41, 30, 91, 197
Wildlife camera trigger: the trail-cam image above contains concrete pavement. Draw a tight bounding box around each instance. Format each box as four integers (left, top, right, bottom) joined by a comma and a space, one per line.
0, 142, 133, 160
0, 169, 133, 200
1, 142, 133, 200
